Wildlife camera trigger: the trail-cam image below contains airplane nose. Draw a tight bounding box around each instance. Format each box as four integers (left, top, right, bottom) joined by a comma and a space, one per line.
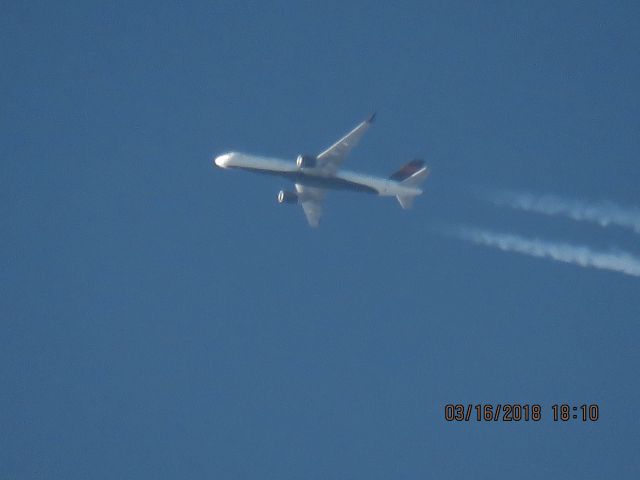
214, 153, 232, 168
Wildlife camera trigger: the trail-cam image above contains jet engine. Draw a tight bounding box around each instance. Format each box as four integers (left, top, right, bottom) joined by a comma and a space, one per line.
296, 154, 317, 169
277, 190, 298, 204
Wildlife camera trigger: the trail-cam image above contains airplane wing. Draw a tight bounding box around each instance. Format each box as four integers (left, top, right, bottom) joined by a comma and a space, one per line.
295, 183, 325, 227
316, 113, 376, 173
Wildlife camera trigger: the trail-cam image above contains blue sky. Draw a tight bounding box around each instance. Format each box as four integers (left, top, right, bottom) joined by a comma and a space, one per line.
3, 1, 640, 478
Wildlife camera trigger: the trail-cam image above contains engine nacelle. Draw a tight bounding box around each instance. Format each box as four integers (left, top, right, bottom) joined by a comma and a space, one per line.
296, 154, 317, 169
277, 190, 298, 204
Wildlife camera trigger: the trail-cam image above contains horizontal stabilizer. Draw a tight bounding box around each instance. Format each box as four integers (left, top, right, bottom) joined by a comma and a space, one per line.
389, 159, 425, 181
396, 195, 415, 209
394, 163, 430, 209
401, 165, 430, 187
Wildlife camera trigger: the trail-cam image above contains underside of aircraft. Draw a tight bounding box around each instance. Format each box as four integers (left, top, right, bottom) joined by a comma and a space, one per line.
214, 114, 430, 227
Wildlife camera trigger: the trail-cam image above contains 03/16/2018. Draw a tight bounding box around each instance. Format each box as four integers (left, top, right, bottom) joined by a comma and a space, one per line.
444, 404, 600, 422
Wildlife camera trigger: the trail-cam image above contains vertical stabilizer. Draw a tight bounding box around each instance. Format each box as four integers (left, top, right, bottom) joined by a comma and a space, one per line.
392, 161, 430, 209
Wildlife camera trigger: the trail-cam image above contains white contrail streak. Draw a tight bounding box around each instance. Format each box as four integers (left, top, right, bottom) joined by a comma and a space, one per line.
490, 191, 640, 234
452, 227, 640, 277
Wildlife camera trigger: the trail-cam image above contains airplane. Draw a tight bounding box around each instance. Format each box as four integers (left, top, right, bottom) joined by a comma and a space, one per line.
213, 114, 430, 227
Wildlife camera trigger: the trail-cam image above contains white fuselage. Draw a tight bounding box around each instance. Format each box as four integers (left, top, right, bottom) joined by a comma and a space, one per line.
213, 152, 422, 197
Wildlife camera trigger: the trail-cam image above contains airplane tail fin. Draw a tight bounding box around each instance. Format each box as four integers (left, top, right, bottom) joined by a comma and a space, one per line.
390, 160, 430, 209
389, 159, 426, 182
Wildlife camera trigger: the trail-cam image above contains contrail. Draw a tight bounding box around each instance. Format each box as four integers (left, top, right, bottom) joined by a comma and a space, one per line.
451, 226, 640, 278
489, 191, 640, 234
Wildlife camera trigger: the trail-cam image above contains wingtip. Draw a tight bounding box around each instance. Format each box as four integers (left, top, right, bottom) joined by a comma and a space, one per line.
368, 112, 377, 123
